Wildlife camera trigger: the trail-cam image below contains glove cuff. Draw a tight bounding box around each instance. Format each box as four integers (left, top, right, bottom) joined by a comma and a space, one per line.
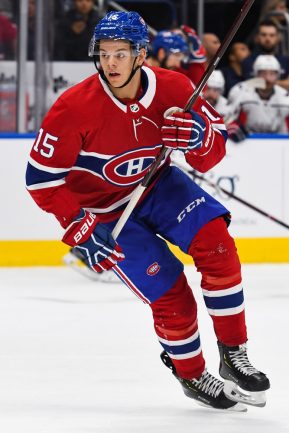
62, 210, 99, 247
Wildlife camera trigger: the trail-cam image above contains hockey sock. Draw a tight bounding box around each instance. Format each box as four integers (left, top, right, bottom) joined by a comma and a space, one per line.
188, 216, 247, 346
150, 272, 205, 379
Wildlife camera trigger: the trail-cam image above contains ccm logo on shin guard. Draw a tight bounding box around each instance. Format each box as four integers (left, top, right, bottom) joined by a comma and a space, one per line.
74, 213, 96, 243
177, 197, 206, 223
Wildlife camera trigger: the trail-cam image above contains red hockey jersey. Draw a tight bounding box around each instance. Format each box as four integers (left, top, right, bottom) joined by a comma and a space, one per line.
26, 66, 227, 227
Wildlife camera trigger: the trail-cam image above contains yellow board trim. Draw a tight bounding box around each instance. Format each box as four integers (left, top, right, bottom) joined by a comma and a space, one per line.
0, 238, 289, 266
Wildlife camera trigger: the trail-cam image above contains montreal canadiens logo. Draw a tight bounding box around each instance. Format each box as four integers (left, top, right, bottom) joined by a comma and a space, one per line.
103, 146, 161, 186
147, 262, 160, 276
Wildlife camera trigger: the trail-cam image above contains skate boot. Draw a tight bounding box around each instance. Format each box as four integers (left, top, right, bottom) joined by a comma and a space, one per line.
218, 341, 270, 407
160, 351, 246, 412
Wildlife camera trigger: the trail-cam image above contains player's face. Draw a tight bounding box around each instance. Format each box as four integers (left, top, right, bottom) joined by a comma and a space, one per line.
204, 87, 221, 106
257, 70, 279, 87
99, 40, 145, 88
165, 52, 186, 70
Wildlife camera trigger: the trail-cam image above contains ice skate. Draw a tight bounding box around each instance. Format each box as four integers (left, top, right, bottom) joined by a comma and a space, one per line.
161, 351, 246, 412
218, 341, 270, 407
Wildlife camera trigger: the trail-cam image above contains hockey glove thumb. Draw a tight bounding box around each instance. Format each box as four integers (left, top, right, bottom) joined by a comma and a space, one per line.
161, 106, 211, 152
62, 209, 124, 273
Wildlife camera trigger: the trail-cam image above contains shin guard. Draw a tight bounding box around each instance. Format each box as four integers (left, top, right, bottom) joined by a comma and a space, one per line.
188, 217, 247, 346
150, 272, 205, 379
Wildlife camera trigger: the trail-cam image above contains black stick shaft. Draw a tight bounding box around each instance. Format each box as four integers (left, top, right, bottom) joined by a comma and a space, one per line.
192, 171, 289, 230
112, 0, 256, 239
141, 0, 256, 189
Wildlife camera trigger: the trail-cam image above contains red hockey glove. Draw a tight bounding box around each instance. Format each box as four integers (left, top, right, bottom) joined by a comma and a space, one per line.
161, 107, 211, 152
62, 209, 124, 273
181, 25, 206, 63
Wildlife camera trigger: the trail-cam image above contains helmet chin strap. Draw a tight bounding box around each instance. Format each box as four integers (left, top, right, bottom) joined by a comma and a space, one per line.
93, 57, 142, 89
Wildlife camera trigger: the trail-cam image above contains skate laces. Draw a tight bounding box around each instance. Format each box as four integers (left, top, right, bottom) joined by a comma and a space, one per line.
192, 370, 224, 397
228, 344, 259, 376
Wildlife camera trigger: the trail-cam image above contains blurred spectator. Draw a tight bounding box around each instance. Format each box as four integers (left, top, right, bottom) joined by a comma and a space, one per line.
228, 54, 289, 133
0, 11, 17, 59
259, 0, 289, 56
26, 0, 35, 60
259, 0, 289, 25
54, 0, 99, 61
0, 0, 13, 18
221, 42, 251, 96
25, 0, 65, 60
203, 70, 248, 143
242, 19, 289, 87
202, 33, 221, 68
203, 70, 230, 119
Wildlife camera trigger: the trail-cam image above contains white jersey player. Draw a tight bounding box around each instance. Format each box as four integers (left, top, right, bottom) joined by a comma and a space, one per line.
228, 55, 289, 133
203, 70, 231, 118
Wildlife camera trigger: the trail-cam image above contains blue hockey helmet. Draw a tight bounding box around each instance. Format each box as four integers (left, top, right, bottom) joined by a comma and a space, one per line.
88, 11, 149, 57
152, 31, 189, 56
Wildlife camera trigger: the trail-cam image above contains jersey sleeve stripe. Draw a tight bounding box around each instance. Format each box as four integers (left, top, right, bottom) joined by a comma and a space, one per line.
212, 123, 227, 130
28, 156, 69, 174
26, 162, 68, 187
26, 179, 66, 190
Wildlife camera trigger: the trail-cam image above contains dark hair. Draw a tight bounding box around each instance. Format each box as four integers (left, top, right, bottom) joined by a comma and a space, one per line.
258, 19, 280, 32
228, 41, 247, 55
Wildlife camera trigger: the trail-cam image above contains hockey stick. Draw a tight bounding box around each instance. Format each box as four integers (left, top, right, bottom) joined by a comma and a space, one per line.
112, 0, 256, 239
188, 170, 289, 230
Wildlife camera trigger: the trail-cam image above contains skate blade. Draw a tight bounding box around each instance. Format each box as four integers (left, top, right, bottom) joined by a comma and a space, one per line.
224, 380, 266, 407
197, 401, 247, 412
63, 252, 120, 283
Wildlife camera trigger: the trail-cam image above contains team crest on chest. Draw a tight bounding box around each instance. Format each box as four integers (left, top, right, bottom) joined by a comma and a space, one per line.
103, 146, 162, 186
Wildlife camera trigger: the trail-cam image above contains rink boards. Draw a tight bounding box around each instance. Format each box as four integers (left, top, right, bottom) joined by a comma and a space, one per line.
0, 135, 289, 265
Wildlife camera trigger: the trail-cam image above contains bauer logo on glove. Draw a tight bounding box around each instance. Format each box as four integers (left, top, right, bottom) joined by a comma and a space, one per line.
62, 209, 125, 273
161, 106, 212, 152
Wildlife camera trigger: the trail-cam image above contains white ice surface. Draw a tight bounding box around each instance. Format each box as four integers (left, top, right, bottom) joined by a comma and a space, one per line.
0, 264, 288, 433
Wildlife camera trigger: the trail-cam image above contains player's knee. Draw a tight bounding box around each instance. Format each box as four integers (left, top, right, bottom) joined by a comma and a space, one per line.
188, 216, 241, 286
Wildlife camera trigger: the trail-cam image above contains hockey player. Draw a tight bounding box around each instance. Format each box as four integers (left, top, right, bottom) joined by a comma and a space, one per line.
148, 30, 189, 71
148, 27, 206, 86
25, 11, 270, 411
203, 70, 230, 118
228, 54, 289, 133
